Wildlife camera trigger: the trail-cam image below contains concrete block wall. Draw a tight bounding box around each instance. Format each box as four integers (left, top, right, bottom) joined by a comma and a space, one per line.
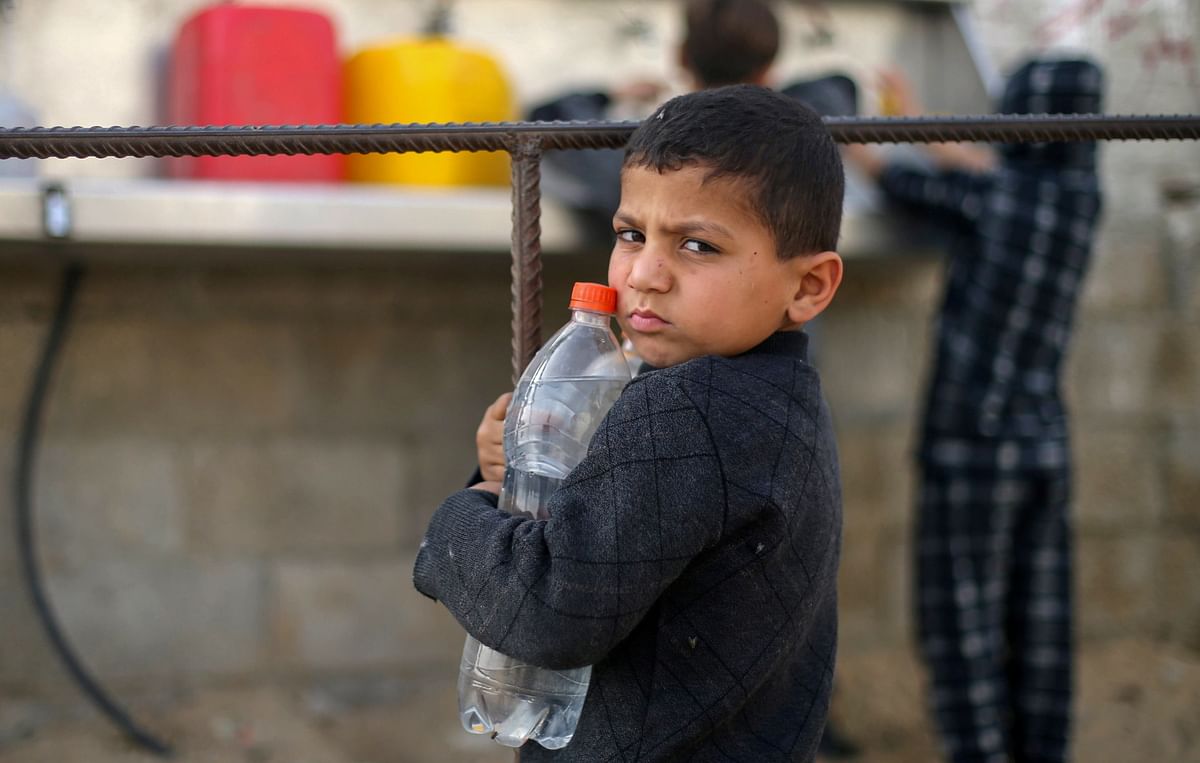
1, 0, 1198, 706
2, 179, 1197, 695
0, 257, 591, 692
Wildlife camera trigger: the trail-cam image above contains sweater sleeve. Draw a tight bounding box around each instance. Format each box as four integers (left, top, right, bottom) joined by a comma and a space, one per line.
412, 372, 725, 670
879, 162, 993, 225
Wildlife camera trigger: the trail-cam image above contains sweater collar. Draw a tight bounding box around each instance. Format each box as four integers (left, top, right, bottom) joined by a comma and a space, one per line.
635, 331, 810, 375
751, 330, 810, 361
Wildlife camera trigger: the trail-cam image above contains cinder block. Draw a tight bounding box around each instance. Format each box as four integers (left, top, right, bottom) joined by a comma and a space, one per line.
1158, 324, 1200, 419
46, 557, 265, 680
32, 436, 186, 574
1079, 225, 1170, 313
879, 526, 915, 644
401, 431, 490, 548
182, 438, 403, 555
1077, 534, 1156, 638
291, 319, 510, 438
1161, 192, 1200, 317
834, 257, 943, 310
0, 575, 74, 692
838, 523, 890, 649
0, 267, 57, 319
1073, 427, 1164, 530
0, 442, 17, 580
269, 557, 464, 671
1066, 318, 1167, 422
1155, 534, 1200, 650
818, 312, 930, 420
52, 318, 304, 437
40, 318, 159, 433
0, 321, 45, 432
1165, 426, 1200, 528
839, 525, 922, 651
836, 422, 917, 534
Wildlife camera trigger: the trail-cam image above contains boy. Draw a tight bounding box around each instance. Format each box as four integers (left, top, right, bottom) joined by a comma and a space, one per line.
846, 59, 1103, 763
414, 85, 845, 761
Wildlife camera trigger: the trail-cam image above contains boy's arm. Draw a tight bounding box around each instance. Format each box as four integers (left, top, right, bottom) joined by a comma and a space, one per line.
414, 375, 724, 670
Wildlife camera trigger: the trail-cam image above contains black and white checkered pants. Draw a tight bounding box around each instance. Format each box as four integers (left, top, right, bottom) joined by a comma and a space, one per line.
916, 440, 1073, 763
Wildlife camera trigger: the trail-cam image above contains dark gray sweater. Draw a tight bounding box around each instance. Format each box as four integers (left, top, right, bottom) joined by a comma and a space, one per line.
413, 331, 842, 761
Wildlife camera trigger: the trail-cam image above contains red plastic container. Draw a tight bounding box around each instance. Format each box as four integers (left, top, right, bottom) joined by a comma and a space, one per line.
166, 4, 344, 182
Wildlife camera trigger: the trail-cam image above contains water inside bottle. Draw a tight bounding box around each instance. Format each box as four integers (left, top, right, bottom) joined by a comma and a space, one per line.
456, 310, 629, 750
507, 377, 626, 486
459, 635, 591, 749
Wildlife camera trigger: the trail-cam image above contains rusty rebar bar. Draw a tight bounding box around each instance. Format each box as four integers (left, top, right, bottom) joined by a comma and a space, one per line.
0, 114, 1197, 160
509, 136, 544, 381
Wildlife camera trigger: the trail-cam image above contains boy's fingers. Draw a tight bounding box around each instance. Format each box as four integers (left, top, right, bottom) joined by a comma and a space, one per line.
477, 393, 510, 443
487, 392, 513, 421
470, 480, 502, 495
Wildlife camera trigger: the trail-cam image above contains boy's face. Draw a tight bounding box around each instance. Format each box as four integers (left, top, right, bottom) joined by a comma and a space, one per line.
609, 164, 808, 368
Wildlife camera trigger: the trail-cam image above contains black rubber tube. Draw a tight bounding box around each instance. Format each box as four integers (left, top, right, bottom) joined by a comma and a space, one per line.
12, 263, 174, 757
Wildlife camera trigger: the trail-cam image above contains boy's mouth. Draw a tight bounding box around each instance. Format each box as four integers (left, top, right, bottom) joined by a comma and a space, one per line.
629, 308, 669, 332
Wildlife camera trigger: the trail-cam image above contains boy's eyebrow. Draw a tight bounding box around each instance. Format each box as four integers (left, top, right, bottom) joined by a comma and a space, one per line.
613, 212, 734, 241
671, 220, 735, 240
613, 211, 639, 228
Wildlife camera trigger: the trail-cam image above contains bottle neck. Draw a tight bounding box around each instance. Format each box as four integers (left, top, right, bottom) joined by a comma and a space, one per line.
571, 309, 614, 328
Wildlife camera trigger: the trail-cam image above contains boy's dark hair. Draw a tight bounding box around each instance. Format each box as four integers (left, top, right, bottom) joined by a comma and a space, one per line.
624, 85, 844, 258
682, 0, 780, 87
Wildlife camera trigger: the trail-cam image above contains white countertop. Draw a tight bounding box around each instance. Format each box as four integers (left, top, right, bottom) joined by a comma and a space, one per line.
0, 174, 938, 260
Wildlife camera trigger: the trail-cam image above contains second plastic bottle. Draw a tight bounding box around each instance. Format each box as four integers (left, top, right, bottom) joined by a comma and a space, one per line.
458, 282, 631, 750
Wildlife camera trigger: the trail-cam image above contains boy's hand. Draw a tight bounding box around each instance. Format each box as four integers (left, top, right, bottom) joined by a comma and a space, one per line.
470, 480, 501, 495
476, 392, 512, 483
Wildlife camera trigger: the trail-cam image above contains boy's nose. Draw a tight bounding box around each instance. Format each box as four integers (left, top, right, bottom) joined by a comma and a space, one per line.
627, 248, 671, 293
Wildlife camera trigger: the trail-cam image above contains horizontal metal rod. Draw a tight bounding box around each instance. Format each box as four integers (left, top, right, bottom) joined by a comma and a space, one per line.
0, 114, 1196, 160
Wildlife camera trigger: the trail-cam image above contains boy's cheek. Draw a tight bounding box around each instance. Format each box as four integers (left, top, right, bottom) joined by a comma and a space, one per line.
606, 255, 626, 297
613, 312, 631, 337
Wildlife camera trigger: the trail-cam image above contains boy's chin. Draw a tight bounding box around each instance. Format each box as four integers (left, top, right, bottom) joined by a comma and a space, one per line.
633, 342, 698, 369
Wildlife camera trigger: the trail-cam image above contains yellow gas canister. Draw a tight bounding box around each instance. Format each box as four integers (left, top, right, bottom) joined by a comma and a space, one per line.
344, 38, 515, 186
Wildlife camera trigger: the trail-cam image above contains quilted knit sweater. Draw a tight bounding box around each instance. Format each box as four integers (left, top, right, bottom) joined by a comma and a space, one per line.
413, 331, 842, 761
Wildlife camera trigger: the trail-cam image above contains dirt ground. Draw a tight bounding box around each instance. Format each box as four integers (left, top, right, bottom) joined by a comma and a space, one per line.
1, 639, 1196, 762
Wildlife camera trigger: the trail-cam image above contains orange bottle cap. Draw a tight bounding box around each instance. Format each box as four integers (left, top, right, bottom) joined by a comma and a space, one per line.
569, 282, 618, 314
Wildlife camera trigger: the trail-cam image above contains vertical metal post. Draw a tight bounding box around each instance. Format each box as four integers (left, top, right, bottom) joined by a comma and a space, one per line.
509, 135, 544, 385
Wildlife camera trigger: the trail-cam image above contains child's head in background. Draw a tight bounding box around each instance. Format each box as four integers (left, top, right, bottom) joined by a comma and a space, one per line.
680, 0, 780, 88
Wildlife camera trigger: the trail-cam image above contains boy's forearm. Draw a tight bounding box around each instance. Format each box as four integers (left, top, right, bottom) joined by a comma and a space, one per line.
415, 376, 728, 670
414, 486, 679, 670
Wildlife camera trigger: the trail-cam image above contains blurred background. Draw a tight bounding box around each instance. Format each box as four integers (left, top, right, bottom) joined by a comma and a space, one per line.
0, 0, 1197, 761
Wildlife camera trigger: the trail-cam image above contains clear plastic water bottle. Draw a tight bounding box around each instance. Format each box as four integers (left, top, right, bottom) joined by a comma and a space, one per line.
458, 282, 631, 750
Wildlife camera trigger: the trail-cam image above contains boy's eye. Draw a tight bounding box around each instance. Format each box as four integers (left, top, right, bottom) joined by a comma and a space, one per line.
616, 229, 644, 244
682, 238, 718, 254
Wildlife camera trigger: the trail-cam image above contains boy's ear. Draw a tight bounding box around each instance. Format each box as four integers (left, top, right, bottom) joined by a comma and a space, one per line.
786, 251, 843, 325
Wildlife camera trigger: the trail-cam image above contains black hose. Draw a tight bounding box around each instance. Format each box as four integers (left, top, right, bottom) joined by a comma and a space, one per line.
13, 263, 174, 757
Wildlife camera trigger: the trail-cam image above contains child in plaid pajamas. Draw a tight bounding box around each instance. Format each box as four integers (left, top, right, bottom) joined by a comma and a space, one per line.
848, 58, 1104, 762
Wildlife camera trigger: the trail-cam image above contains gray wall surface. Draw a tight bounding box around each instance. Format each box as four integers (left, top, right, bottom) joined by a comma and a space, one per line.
1, 0, 1198, 712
